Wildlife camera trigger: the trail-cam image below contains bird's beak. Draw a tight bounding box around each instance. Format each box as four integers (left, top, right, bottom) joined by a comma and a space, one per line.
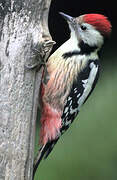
59, 12, 74, 23
59, 12, 81, 41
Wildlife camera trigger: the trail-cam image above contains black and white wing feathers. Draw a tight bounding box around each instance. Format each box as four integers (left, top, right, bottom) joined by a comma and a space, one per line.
61, 59, 100, 133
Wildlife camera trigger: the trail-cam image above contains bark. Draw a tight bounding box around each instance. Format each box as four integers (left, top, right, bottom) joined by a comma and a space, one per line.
0, 0, 52, 179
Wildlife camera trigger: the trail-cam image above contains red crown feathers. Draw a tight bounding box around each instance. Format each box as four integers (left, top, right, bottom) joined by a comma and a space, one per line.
83, 14, 112, 36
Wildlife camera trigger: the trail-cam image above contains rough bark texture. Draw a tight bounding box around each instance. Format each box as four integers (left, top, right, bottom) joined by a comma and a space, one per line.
0, 0, 52, 179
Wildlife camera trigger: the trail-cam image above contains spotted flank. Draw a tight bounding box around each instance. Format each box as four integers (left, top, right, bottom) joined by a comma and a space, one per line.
61, 59, 100, 134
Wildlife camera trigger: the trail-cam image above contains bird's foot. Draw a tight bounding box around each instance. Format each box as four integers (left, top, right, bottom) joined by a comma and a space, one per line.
25, 39, 56, 70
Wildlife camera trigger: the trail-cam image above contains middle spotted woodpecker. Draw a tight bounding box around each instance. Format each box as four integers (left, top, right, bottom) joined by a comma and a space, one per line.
33, 12, 112, 177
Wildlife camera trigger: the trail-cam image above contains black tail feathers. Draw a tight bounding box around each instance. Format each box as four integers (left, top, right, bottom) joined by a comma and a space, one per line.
33, 138, 59, 180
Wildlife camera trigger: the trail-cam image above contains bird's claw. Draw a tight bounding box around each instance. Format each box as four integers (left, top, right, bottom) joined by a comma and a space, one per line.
25, 40, 56, 70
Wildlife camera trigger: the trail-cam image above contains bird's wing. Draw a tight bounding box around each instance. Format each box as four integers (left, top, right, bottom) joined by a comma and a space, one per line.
61, 59, 100, 133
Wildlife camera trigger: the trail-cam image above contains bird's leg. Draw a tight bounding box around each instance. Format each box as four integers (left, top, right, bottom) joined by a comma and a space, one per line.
25, 39, 56, 70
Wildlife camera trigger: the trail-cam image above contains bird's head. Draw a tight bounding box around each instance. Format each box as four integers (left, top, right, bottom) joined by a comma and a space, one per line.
59, 12, 112, 50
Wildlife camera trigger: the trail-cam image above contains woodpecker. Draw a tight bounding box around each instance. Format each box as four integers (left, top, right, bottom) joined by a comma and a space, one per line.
33, 12, 111, 177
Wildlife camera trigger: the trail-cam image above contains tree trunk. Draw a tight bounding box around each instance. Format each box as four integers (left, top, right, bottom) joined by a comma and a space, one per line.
0, 0, 52, 179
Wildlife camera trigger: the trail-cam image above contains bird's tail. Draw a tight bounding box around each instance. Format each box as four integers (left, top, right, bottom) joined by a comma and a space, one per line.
33, 138, 59, 180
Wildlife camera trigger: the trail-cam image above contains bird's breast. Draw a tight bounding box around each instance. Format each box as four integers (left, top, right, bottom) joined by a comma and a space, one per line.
42, 54, 88, 111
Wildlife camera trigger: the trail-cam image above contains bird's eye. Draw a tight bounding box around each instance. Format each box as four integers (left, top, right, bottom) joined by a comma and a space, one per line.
81, 25, 87, 31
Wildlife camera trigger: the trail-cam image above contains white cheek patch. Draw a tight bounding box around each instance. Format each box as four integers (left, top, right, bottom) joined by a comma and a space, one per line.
81, 23, 104, 47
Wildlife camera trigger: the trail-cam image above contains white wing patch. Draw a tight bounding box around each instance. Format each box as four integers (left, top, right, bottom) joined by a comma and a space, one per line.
78, 62, 98, 110
70, 106, 77, 114
77, 93, 81, 98
68, 97, 72, 101
64, 107, 69, 113
82, 79, 88, 88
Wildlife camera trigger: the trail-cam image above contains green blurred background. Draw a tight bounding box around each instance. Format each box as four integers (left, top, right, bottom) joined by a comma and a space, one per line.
34, 1, 117, 179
